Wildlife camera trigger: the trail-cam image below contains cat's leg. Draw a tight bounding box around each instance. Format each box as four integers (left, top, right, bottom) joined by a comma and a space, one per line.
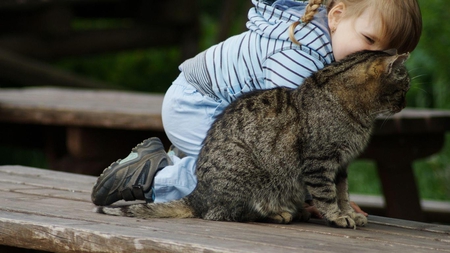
303, 164, 357, 228
335, 169, 367, 227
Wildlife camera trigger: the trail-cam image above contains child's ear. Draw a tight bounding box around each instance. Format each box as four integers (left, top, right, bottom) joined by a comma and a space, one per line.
328, 2, 345, 31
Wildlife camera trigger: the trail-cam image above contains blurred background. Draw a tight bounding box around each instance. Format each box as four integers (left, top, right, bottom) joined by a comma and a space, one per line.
0, 0, 448, 207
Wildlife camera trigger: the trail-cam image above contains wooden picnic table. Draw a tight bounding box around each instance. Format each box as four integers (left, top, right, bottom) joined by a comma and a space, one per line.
0, 165, 449, 253
1, 87, 450, 223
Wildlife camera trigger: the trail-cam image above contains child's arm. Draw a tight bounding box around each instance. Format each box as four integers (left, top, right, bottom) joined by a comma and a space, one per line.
262, 48, 326, 89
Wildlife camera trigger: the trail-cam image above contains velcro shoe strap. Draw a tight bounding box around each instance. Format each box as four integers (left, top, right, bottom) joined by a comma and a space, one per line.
132, 185, 145, 200
120, 185, 146, 201
121, 188, 135, 201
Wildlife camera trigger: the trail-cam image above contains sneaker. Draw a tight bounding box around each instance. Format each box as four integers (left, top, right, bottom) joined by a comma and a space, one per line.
91, 137, 171, 206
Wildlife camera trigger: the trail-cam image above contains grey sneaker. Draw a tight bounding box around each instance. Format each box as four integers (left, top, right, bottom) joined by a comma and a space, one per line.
91, 137, 171, 206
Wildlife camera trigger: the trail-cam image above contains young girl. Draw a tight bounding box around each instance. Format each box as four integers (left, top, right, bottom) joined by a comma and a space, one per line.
91, 0, 422, 214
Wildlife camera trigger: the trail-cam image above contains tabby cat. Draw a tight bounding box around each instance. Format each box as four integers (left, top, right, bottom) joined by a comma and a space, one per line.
97, 50, 410, 228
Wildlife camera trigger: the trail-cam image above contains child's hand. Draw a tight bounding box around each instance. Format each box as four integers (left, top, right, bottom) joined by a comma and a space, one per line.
350, 201, 368, 217
303, 202, 323, 219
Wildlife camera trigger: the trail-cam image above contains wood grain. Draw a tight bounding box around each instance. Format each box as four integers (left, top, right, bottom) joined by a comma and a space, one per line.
0, 87, 164, 130
0, 165, 449, 253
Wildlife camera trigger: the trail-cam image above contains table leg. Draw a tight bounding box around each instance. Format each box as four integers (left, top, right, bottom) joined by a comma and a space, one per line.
46, 127, 170, 176
360, 133, 445, 222
376, 160, 425, 221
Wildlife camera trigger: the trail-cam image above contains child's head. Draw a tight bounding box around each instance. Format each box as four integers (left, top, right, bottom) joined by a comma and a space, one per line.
297, 0, 422, 61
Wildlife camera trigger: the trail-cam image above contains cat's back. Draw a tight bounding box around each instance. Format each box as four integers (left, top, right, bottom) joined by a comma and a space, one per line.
208, 87, 303, 137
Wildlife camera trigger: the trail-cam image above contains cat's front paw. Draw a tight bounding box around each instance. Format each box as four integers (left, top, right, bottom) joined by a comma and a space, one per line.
328, 215, 356, 228
352, 213, 368, 227
343, 211, 368, 227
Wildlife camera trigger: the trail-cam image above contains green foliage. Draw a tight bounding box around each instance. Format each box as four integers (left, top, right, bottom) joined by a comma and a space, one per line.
347, 160, 381, 195
413, 135, 450, 200
403, 0, 450, 201
348, 140, 450, 201
53, 1, 252, 94
57, 48, 181, 93
407, 0, 450, 109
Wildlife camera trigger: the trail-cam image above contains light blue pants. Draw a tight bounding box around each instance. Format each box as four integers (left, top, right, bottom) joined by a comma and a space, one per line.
153, 73, 228, 203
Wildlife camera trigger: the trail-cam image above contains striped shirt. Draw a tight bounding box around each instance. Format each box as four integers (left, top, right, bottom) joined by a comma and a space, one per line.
180, 0, 334, 104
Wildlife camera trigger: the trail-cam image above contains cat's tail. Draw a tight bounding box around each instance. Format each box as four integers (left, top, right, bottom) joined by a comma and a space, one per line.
95, 198, 196, 219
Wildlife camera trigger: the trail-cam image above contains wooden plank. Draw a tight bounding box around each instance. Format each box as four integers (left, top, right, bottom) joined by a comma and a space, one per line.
0, 87, 164, 130
351, 194, 450, 220
374, 109, 450, 134
2, 86, 450, 133
0, 165, 449, 252
2, 206, 449, 253
0, 164, 96, 186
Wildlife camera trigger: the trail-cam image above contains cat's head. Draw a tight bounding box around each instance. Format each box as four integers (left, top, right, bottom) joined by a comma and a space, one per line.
377, 51, 410, 114
323, 50, 410, 116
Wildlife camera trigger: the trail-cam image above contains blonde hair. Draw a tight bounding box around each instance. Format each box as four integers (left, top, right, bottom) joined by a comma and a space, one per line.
289, 0, 422, 54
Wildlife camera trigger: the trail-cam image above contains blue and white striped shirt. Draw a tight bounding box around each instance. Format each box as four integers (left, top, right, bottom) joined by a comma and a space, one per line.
180, 0, 334, 104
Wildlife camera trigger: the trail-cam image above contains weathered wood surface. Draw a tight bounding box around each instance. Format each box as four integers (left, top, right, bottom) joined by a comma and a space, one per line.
0, 165, 449, 253
0, 87, 164, 130
2, 86, 450, 132
350, 194, 450, 224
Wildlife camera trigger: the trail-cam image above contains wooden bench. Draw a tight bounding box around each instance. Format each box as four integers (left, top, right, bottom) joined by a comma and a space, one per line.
1, 165, 449, 253
1, 87, 450, 223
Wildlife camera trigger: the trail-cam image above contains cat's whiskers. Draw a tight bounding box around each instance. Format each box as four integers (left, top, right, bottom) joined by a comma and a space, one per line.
410, 74, 426, 81
407, 67, 421, 72
371, 109, 391, 117
408, 82, 429, 95
408, 70, 429, 94
407, 68, 424, 78
372, 109, 394, 129
379, 115, 390, 129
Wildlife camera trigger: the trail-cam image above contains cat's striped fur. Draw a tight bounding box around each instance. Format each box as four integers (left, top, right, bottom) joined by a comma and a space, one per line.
97, 50, 410, 228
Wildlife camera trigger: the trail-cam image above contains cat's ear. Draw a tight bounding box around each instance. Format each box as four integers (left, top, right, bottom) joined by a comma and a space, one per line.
385, 53, 410, 74
383, 49, 398, 56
